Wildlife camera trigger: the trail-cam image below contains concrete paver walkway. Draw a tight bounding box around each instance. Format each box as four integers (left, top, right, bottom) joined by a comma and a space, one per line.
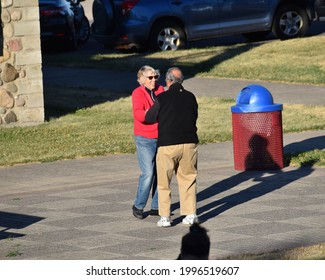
0, 130, 324, 259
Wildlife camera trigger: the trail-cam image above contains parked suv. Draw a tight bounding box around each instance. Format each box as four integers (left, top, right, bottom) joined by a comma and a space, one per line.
91, 0, 325, 51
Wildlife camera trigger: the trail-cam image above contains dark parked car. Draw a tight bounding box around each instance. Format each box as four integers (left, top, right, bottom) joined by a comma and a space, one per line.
39, 0, 90, 51
91, 0, 325, 51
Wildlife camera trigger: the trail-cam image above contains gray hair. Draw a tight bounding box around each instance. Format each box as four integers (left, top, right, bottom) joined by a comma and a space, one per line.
165, 67, 184, 84
137, 65, 160, 85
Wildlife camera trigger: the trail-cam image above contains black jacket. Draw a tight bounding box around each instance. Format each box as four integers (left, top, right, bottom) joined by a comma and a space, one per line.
145, 83, 198, 147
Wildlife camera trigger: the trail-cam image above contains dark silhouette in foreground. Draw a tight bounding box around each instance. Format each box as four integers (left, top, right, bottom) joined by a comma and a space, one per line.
177, 223, 210, 260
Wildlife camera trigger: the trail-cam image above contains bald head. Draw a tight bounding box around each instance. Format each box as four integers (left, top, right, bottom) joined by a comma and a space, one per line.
165, 67, 184, 87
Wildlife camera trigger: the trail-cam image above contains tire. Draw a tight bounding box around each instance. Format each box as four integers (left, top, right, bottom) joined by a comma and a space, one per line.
67, 27, 78, 51
78, 16, 90, 43
149, 21, 186, 51
92, 0, 115, 35
272, 4, 309, 40
242, 31, 270, 42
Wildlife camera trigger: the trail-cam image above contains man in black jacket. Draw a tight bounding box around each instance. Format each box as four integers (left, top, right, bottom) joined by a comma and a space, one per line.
145, 67, 199, 227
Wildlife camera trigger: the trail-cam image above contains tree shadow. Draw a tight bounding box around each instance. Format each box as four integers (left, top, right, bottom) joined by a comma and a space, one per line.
0, 211, 44, 240
42, 42, 255, 120
41, 19, 325, 119
43, 84, 131, 120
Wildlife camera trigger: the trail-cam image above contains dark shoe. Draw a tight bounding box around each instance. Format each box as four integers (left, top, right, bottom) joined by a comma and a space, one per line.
149, 209, 159, 216
132, 205, 144, 219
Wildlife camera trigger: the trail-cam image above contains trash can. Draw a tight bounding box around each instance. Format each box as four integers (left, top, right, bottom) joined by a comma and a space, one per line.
231, 84, 284, 170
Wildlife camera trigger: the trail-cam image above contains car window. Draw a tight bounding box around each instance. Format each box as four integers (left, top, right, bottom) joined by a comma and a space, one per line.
39, 0, 57, 3
39, 0, 67, 4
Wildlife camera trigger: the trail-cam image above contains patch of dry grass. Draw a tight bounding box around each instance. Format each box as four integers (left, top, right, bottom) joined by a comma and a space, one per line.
221, 243, 325, 260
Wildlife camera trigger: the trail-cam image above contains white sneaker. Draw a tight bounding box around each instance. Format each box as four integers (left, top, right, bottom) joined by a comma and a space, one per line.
157, 216, 171, 227
182, 214, 199, 225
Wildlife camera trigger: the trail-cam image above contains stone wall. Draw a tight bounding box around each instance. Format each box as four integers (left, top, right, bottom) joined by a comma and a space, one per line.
0, 0, 43, 126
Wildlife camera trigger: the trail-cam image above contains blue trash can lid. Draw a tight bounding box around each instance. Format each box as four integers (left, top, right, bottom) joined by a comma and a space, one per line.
231, 84, 282, 113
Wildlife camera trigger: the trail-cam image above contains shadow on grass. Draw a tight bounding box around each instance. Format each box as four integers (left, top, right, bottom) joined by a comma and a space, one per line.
42, 43, 255, 120
42, 22, 325, 118
284, 135, 325, 166
43, 85, 131, 120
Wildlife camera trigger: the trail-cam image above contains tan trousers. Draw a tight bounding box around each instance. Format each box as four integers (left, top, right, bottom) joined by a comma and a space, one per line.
156, 143, 198, 217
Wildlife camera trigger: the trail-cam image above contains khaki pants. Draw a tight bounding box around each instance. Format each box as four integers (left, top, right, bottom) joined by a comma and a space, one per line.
156, 143, 198, 217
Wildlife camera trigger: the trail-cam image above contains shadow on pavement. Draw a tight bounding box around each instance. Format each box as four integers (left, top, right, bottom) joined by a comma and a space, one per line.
284, 135, 325, 153
170, 134, 323, 225
195, 164, 314, 224
0, 211, 45, 240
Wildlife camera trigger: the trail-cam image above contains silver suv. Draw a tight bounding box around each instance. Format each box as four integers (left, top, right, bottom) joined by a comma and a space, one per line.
91, 0, 325, 51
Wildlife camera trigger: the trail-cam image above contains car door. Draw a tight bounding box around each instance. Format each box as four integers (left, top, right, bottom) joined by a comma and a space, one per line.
217, 0, 273, 35
168, 0, 220, 40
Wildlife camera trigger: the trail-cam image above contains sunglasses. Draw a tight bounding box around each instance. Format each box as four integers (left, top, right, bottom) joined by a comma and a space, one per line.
147, 75, 159, 80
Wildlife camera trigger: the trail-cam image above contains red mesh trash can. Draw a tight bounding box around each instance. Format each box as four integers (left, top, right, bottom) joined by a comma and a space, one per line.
231, 85, 284, 171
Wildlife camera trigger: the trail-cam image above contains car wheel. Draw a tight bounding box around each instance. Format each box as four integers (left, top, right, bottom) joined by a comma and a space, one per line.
78, 16, 90, 44
242, 31, 270, 41
272, 4, 309, 40
92, 0, 115, 35
149, 21, 186, 51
